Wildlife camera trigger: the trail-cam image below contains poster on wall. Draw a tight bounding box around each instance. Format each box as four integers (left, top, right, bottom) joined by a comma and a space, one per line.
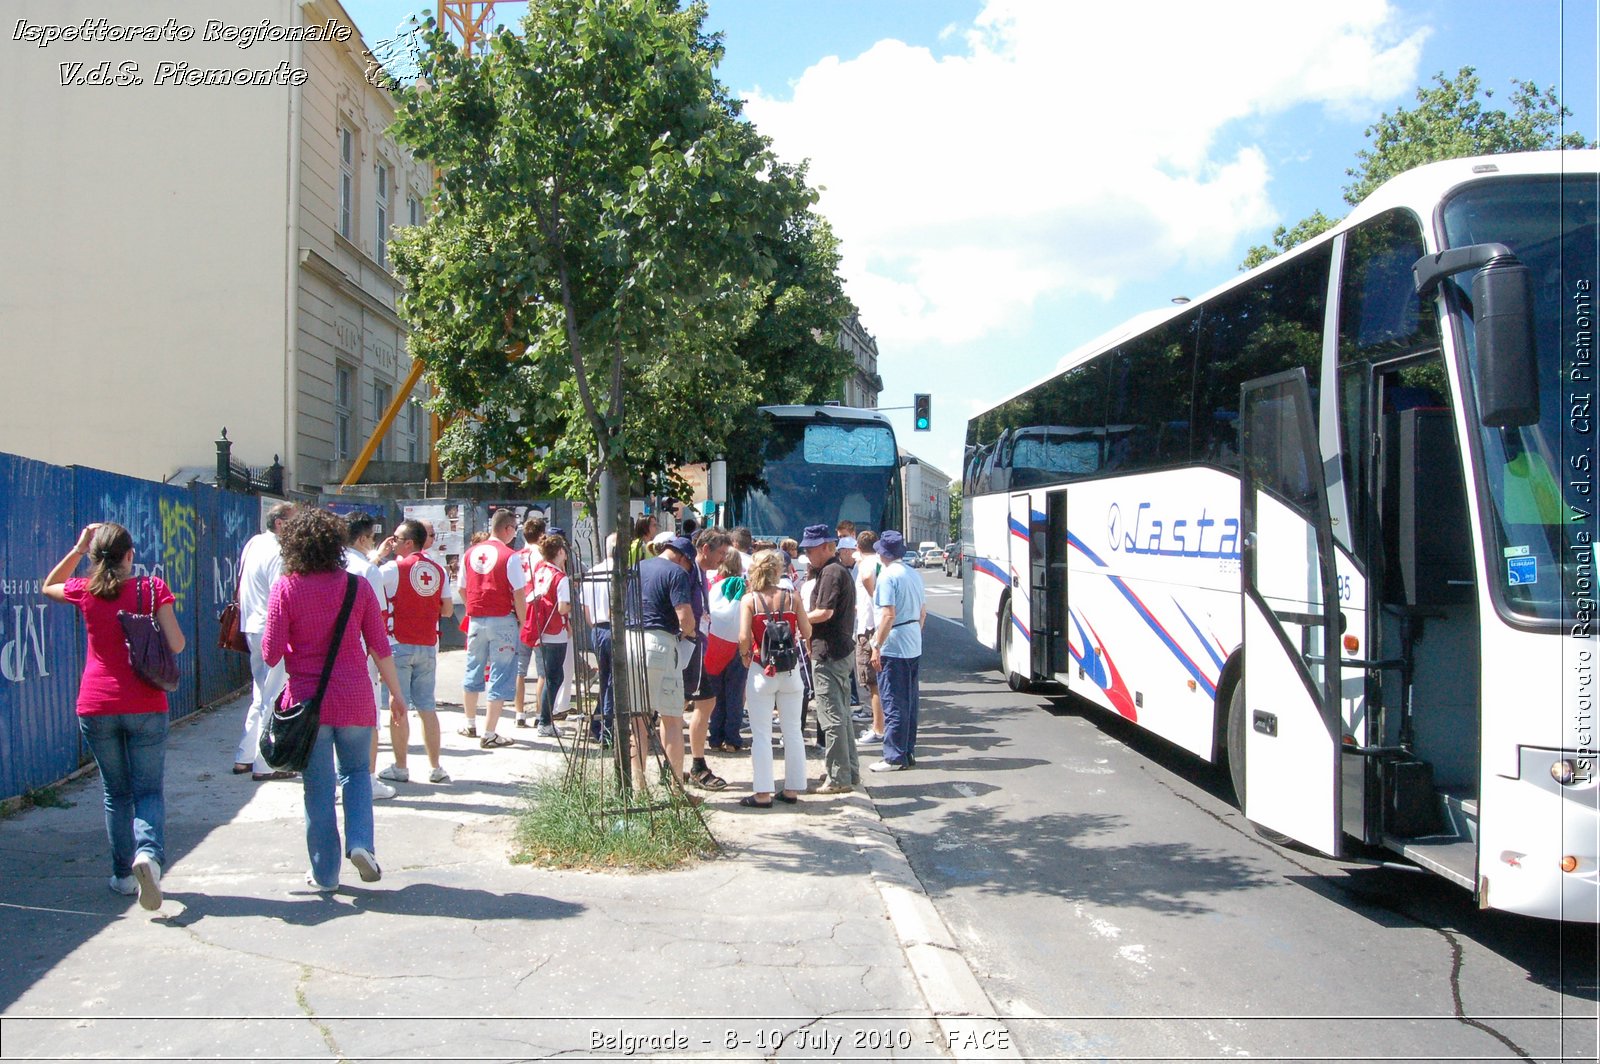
403, 502, 460, 585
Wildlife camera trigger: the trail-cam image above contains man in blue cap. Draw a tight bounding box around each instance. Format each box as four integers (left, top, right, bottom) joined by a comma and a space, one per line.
800, 524, 858, 793
627, 534, 699, 795
868, 531, 925, 772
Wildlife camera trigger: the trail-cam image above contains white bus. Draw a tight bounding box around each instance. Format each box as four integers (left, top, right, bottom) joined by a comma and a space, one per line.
962, 151, 1598, 922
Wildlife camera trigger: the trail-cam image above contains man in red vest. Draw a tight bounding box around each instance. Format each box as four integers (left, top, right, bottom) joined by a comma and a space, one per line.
460, 509, 528, 748
377, 520, 455, 784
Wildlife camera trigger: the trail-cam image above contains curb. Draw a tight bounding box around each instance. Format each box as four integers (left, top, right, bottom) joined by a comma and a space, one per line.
848, 799, 1023, 1061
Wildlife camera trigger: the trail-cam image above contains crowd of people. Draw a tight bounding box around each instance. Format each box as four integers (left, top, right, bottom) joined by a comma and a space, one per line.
45, 502, 928, 906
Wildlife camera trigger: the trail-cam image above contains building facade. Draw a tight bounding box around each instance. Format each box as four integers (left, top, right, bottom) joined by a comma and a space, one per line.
900, 452, 952, 549
838, 311, 882, 409
2, 0, 431, 493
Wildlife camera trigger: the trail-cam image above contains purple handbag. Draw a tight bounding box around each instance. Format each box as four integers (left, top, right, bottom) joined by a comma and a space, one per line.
118, 577, 181, 692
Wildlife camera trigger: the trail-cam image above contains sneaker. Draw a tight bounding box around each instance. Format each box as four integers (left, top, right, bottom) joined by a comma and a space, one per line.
851, 709, 872, 724
515, 716, 530, 728
348, 847, 382, 883
428, 765, 451, 784
535, 723, 559, 738
305, 871, 337, 893
868, 759, 907, 773
371, 775, 397, 800
131, 853, 162, 911
377, 764, 409, 783
859, 729, 884, 743
108, 874, 138, 896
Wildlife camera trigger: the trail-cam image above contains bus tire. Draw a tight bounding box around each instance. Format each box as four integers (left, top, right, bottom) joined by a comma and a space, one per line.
998, 606, 1030, 692
1225, 676, 1293, 845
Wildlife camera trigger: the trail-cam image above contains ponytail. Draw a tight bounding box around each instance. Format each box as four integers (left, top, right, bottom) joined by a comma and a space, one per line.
86, 523, 134, 601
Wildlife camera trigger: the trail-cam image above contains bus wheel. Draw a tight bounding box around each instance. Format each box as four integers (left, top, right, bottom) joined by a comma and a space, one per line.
1225, 679, 1292, 844
999, 611, 1030, 692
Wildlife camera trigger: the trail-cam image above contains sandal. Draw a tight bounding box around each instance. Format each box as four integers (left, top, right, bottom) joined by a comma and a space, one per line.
457, 725, 478, 738
480, 733, 515, 748
232, 763, 252, 775
690, 767, 727, 791
738, 794, 773, 808
775, 792, 799, 804
252, 770, 297, 781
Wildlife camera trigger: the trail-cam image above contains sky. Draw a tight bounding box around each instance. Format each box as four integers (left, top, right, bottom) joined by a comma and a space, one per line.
343, 0, 1599, 485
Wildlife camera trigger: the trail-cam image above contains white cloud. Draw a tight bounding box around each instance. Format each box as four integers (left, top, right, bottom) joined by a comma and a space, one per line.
744, 0, 1426, 348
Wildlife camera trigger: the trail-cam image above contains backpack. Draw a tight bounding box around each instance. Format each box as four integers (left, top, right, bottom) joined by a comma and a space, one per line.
758, 592, 799, 673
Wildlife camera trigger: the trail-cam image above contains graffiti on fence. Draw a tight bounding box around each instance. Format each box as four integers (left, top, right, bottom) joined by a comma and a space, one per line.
159, 497, 197, 615
0, 601, 50, 684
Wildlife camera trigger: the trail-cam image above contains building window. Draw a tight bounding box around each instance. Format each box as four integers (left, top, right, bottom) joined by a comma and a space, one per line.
404, 400, 420, 463
338, 126, 354, 239
373, 379, 393, 461
375, 163, 391, 267
407, 194, 422, 227
334, 362, 355, 461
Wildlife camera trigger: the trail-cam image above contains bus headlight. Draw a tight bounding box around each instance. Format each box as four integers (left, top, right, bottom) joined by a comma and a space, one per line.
1551, 759, 1578, 786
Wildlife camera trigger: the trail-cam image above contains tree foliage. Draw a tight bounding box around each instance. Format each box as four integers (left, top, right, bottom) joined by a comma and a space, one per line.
1240, 66, 1593, 269
388, 0, 847, 506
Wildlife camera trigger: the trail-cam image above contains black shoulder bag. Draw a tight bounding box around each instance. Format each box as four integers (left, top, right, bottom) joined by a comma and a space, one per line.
260, 574, 358, 772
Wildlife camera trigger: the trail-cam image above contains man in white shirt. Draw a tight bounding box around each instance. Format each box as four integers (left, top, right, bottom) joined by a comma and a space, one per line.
853, 530, 885, 744
581, 534, 617, 743
233, 503, 294, 780
344, 514, 394, 799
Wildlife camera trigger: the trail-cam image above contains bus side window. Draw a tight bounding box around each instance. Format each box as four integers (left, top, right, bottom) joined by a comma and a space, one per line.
1105, 311, 1200, 471
1196, 242, 1332, 469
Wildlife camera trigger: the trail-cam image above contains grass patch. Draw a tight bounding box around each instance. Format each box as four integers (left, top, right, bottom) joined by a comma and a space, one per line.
1, 785, 75, 819
513, 771, 717, 871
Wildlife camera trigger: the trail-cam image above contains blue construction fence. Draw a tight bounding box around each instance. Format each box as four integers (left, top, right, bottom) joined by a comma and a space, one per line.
0, 453, 261, 802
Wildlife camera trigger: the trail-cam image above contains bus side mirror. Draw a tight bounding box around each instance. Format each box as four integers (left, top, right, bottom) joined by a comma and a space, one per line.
1471, 258, 1539, 428
1414, 243, 1539, 428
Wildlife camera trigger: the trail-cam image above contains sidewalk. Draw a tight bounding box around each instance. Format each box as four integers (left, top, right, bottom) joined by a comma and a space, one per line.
0, 650, 1017, 1061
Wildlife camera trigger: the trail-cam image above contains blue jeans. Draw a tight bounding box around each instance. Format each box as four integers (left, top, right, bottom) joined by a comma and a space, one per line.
589, 624, 614, 737
708, 658, 749, 748
876, 655, 920, 766
301, 725, 375, 888
463, 615, 518, 702
79, 712, 168, 876
536, 641, 566, 727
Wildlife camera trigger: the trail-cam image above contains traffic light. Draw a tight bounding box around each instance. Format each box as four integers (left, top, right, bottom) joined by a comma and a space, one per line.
913, 393, 931, 431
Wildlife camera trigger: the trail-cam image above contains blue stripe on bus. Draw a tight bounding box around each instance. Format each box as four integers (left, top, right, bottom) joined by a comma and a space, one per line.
973, 557, 1008, 584
1174, 599, 1227, 672
1065, 530, 1218, 698
1012, 612, 1031, 641
1009, 517, 1028, 541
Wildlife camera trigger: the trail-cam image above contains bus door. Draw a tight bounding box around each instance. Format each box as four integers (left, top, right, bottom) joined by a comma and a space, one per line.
1006, 493, 1048, 682
1240, 368, 1343, 855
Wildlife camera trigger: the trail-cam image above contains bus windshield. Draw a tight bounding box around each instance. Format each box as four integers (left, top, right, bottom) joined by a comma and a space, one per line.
733, 419, 899, 538
1441, 175, 1599, 623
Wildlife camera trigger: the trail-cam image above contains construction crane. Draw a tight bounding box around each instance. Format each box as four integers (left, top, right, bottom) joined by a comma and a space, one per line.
341, 1, 510, 490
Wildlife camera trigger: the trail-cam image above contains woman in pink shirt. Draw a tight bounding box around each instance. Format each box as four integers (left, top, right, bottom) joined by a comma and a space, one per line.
43, 522, 186, 911
262, 508, 407, 891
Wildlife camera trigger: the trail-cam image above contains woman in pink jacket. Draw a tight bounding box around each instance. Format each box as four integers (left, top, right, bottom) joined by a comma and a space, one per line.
263, 508, 406, 891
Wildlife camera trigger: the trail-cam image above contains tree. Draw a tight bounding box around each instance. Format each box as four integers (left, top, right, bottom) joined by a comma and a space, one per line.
948, 483, 962, 543
1240, 66, 1592, 269
389, 0, 827, 783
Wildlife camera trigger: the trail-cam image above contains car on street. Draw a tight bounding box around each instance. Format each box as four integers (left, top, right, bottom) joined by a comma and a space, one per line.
904, 550, 923, 568
922, 547, 947, 570
942, 542, 961, 577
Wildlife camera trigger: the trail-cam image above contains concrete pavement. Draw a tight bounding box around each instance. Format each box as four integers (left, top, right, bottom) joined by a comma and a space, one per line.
0, 649, 1018, 1061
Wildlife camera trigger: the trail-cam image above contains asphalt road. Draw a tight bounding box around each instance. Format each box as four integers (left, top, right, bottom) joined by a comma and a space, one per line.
877, 570, 1600, 1063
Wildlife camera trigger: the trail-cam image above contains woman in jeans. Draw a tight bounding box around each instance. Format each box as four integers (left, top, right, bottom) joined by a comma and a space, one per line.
737, 549, 812, 808
44, 522, 186, 910
262, 508, 406, 891
523, 534, 572, 738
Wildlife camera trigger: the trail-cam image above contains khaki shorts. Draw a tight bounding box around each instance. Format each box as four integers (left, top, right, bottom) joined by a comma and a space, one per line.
855, 633, 880, 690
641, 629, 686, 717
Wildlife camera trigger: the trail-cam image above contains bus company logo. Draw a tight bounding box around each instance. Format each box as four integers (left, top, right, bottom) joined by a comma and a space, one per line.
1107, 501, 1241, 560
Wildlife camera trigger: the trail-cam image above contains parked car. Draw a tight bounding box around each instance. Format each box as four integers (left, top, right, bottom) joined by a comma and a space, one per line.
922, 547, 947, 570
942, 543, 961, 577
904, 550, 923, 568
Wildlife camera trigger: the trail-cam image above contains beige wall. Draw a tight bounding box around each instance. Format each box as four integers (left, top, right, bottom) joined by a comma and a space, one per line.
0, 0, 294, 479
